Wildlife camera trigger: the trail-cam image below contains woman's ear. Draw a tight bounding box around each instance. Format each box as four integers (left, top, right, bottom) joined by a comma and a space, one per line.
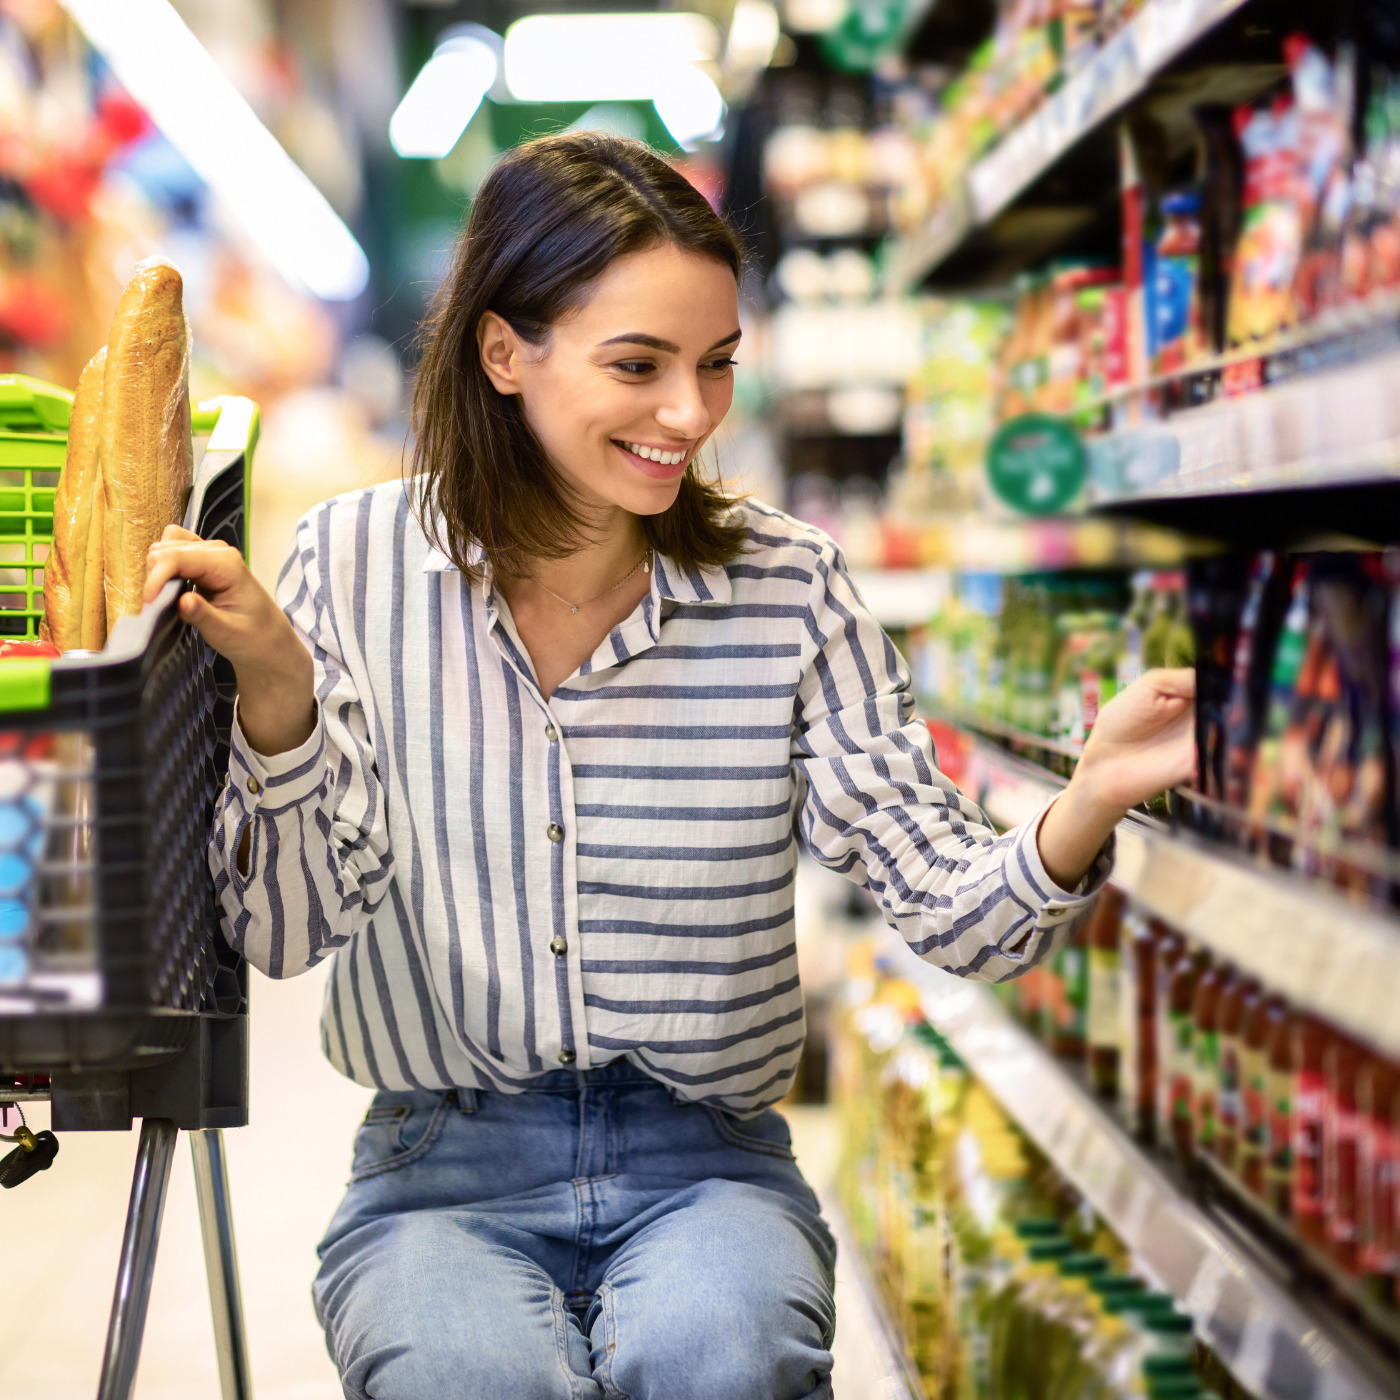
478, 311, 525, 396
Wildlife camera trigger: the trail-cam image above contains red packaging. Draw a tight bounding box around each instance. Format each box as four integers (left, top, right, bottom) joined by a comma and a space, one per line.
1293, 1016, 1329, 1244
1357, 1058, 1398, 1281
1323, 1035, 1363, 1273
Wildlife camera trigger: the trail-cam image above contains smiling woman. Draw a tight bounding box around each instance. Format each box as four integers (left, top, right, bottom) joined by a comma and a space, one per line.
143, 130, 1195, 1400
410, 132, 749, 588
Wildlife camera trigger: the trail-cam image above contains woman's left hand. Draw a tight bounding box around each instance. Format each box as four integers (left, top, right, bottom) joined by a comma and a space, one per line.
1036, 668, 1195, 890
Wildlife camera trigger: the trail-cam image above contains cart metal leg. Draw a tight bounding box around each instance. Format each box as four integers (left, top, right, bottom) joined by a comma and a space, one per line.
96, 1118, 178, 1400
191, 1128, 253, 1400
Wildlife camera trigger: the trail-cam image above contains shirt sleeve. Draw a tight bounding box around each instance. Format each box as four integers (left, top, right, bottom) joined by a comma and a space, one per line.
207, 507, 395, 978
791, 540, 1113, 981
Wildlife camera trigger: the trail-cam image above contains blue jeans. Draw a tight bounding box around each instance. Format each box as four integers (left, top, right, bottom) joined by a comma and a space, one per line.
313, 1063, 837, 1399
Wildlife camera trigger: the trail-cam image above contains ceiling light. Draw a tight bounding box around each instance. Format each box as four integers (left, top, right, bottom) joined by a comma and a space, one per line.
61, 0, 368, 302
727, 0, 781, 69
653, 66, 725, 150
503, 13, 719, 103
390, 33, 498, 158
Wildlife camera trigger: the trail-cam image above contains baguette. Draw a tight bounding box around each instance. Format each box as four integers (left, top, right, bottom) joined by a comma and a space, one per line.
43, 346, 108, 652
101, 257, 193, 631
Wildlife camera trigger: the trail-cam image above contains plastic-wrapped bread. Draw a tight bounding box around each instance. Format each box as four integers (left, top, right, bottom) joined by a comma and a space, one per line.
101, 257, 193, 631
42, 346, 108, 652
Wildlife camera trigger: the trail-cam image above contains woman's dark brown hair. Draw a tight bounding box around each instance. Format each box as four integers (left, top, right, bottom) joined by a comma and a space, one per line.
411, 130, 748, 579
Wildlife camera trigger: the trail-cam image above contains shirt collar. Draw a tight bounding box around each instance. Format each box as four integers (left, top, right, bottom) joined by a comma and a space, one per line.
421, 538, 733, 608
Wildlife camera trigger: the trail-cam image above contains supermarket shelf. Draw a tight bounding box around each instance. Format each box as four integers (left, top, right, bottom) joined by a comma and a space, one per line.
1088, 350, 1400, 531
885, 0, 1252, 292
903, 958, 1400, 1400
959, 732, 1400, 1065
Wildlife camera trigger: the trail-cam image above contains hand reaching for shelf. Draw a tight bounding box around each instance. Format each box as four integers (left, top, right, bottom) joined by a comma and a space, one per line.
1036, 667, 1195, 892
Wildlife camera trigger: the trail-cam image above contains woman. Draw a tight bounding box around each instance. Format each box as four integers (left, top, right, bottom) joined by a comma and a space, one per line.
146, 132, 1193, 1400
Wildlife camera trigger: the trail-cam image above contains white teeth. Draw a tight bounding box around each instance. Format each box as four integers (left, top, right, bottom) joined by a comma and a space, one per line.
622, 441, 686, 466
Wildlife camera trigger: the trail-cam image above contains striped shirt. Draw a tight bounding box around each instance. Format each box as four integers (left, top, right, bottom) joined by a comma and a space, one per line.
209, 483, 1111, 1113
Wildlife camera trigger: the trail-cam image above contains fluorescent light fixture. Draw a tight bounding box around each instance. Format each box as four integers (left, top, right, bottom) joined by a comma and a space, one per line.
61, 0, 369, 302
503, 13, 719, 103
727, 0, 781, 69
390, 33, 498, 158
653, 67, 725, 149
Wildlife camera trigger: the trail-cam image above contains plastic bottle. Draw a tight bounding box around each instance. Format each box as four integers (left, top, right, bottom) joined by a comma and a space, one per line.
1191, 962, 1230, 1161
1086, 887, 1127, 1098
1293, 1015, 1329, 1245
1265, 1002, 1296, 1218
1118, 572, 1154, 691
1152, 929, 1188, 1141
1238, 989, 1272, 1195
1323, 1033, 1364, 1274
1165, 950, 1209, 1165
1047, 921, 1089, 1059
1216, 975, 1258, 1173
1120, 914, 1163, 1143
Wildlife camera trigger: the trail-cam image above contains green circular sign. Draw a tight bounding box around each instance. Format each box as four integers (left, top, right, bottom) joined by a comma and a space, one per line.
986, 413, 1087, 515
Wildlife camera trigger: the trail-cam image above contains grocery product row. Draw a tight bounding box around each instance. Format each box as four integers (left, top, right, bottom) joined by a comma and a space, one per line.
901, 539, 1400, 910
829, 910, 1400, 1400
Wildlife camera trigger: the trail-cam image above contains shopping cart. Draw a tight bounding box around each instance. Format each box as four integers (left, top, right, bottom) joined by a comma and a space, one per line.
0, 375, 257, 1400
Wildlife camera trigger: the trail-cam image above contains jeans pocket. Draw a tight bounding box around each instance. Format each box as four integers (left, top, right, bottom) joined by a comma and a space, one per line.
701, 1105, 797, 1160
350, 1091, 452, 1180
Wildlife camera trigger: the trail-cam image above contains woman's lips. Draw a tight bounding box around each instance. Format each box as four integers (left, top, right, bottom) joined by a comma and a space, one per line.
612, 440, 690, 480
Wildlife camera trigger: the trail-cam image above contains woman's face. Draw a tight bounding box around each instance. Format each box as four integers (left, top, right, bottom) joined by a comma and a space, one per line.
478, 242, 740, 521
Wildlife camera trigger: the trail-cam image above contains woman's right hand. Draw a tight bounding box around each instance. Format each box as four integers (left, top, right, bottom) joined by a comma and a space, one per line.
144, 525, 316, 756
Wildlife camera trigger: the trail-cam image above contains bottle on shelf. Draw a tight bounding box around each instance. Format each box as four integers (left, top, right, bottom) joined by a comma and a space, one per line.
1237, 987, 1272, 1195
1216, 973, 1259, 1172
1293, 1015, 1330, 1246
1265, 1001, 1296, 1219
1086, 886, 1127, 1099
1323, 1033, 1364, 1275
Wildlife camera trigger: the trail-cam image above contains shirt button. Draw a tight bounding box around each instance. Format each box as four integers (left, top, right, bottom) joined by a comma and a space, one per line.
246, 777, 260, 795
545, 723, 558, 742
549, 937, 568, 956
546, 823, 564, 843
557, 1049, 576, 1065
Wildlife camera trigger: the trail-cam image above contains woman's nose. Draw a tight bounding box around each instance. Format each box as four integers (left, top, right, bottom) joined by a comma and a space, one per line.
655, 373, 711, 439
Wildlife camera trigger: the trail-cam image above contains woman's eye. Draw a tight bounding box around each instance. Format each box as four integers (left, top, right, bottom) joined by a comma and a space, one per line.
704, 357, 737, 373
615, 361, 655, 376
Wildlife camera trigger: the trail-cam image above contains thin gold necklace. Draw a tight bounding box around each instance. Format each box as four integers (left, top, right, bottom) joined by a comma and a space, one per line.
533, 548, 652, 615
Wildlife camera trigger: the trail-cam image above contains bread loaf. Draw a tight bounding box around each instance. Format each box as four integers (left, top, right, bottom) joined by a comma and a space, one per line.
43, 346, 108, 652
101, 258, 193, 631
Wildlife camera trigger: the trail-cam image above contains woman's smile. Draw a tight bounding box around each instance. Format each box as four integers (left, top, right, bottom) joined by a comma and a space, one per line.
612, 438, 693, 478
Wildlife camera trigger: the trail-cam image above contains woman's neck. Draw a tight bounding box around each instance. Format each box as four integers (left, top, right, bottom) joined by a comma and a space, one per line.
510, 512, 649, 608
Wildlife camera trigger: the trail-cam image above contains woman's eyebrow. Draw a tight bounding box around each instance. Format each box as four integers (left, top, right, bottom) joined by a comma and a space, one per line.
597, 330, 742, 353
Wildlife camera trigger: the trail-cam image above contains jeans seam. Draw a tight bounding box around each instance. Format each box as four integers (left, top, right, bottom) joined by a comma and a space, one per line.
348, 1092, 452, 1181
701, 1104, 796, 1160
597, 1280, 629, 1400
550, 1284, 587, 1400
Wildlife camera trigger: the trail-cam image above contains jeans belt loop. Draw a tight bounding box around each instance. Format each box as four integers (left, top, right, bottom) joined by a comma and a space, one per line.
455, 1087, 479, 1114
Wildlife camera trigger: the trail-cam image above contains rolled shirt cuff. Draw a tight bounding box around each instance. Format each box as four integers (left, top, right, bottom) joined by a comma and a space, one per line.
1004, 793, 1116, 915
228, 698, 327, 813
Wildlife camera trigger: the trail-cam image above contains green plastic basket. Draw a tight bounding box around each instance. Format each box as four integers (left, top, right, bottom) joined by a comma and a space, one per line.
0, 372, 257, 659
0, 374, 73, 639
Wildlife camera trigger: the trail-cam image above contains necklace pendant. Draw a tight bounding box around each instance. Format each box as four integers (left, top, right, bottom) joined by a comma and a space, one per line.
571, 605, 579, 614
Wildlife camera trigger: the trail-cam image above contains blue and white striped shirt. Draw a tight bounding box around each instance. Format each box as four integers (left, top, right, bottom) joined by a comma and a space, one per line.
209, 483, 1111, 1112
